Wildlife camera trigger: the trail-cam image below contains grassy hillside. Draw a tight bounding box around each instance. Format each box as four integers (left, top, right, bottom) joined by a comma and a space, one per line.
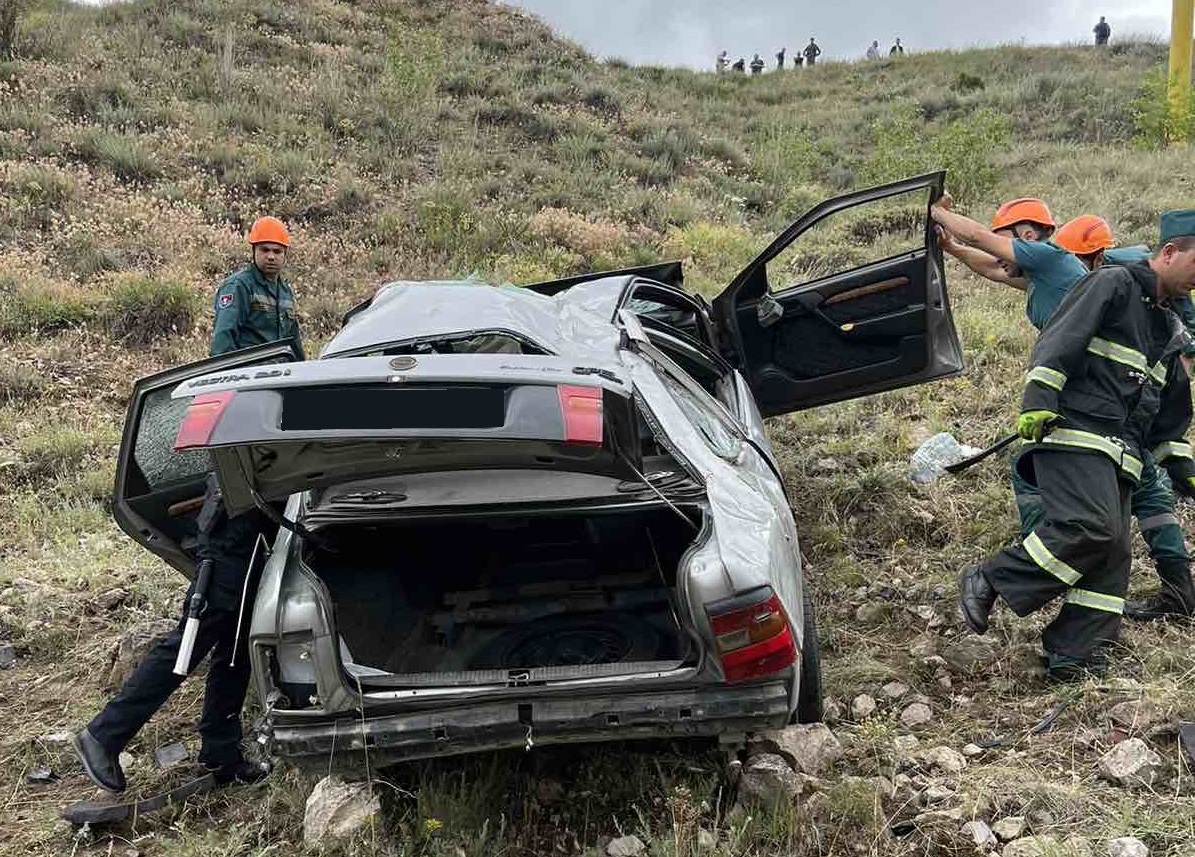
2, 1, 1194, 855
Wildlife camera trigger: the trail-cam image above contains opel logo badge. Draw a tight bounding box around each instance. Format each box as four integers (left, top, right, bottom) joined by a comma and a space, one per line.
389, 356, 417, 371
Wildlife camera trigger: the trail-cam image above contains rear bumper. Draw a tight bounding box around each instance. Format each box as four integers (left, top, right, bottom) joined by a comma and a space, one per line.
271, 681, 791, 765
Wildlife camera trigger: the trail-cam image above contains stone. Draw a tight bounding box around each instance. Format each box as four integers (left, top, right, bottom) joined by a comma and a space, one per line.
606, 835, 646, 857
153, 742, 189, 770
992, 816, 1027, 841
962, 744, 984, 757
851, 694, 877, 720
855, 602, 891, 624
1107, 701, 1158, 732
1097, 738, 1164, 788
0, 642, 15, 669
908, 636, 938, 659
942, 634, 1001, 674
893, 734, 920, 754
737, 753, 800, 809
912, 806, 966, 827
696, 829, 716, 851
1106, 837, 1149, 857
962, 820, 998, 848
882, 681, 910, 700
921, 746, 967, 774
822, 696, 843, 725
107, 618, 176, 689
302, 776, 382, 848
900, 702, 934, 728
118, 752, 135, 773
749, 724, 843, 776
94, 587, 130, 611
922, 783, 955, 805
1002, 836, 1060, 857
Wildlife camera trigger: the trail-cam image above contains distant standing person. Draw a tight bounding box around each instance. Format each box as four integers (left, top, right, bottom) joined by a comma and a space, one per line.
716, 50, 730, 73
866, 40, 880, 60
890, 38, 904, 55
750, 53, 765, 75
1093, 16, 1111, 46
803, 38, 821, 66
776, 46, 786, 69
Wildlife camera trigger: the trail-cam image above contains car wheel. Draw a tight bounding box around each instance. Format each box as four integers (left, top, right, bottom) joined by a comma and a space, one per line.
795, 590, 823, 723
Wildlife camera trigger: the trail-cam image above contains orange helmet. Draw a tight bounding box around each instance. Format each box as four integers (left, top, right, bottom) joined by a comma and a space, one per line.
990, 198, 1056, 232
247, 216, 290, 247
1055, 215, 1115, 255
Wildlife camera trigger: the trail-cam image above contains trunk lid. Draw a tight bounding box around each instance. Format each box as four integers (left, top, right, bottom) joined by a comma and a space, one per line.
169, 354, 642, 516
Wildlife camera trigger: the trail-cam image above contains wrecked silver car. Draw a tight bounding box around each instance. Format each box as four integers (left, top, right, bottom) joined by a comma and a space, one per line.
114, 173, 962, 766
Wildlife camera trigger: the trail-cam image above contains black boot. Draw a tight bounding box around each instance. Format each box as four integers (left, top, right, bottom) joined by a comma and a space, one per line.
1124, 589, 1194, 621
1126, 560, 1194, 621
958, 563, 997, 634
204, 758, 272, 786
72, 728, 127, 793
1042, 649, 1109, 684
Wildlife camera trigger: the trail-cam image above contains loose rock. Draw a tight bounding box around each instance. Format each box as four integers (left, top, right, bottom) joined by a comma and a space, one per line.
94, 587, 130, 611
1106, 837, 1149, 857
991, 816, 1027, 841
921, 746, 967, 774
749, 724, 843, 776
900, 702, 934, 728
737, 753, 801, 809
303, 776, 382, 849
942, 634, 1000, 674
855, 602, 890, 624
822, 696, 843, 725
851, 694, 877, 720
1002, 836, 1060, 857
962, 743, 984, 757
26, 765, 58, 785
882, 681, 910, 700
922, 783, 955, 805
1107, 701, 1158, 732
962, 819, 998, 847
0, 642, 15, 669
107, 618, 176, 689
606, 835, 646, 857
1097, 738, 1163, 788
893, 734, 920, 754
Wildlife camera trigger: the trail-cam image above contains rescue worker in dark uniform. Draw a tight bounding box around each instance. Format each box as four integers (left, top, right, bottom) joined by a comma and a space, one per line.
72, 216, 302, 792
935, 201, 1195, 622
957, 210, 1195, 682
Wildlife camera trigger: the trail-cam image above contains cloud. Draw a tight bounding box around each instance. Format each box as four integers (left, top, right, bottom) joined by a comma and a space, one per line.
501, 0, 1173, 66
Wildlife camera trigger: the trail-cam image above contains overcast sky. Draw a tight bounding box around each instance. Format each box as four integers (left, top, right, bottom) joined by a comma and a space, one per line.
501, 1, 1174, 66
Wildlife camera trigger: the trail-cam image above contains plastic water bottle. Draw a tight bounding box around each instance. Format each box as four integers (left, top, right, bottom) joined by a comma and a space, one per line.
908, 432, 982, 484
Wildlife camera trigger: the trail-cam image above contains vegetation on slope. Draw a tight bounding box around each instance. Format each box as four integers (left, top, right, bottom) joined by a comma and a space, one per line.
1, 0, 1193, 854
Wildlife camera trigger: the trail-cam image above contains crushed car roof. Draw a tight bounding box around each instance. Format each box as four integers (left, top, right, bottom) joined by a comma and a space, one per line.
321, 277, 634, 360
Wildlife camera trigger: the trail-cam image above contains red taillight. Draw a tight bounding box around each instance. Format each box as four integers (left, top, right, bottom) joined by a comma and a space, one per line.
558, 384, 603, 446
706, 588, 796, 683
174, 391, 236, 450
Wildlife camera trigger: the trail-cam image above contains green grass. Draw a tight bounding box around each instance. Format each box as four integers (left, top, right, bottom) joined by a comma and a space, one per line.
0, 1, 1193, 855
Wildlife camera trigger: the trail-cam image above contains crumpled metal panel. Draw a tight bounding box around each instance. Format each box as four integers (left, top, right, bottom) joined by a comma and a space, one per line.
619, 352, 804, 650
322, 278, 632, 360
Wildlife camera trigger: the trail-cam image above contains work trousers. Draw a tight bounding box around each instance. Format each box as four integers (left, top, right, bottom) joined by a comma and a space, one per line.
87, 504, 264, 768
986, 450, 1131, 661
1013, 449, 1192, 596
87, 604, 250, 767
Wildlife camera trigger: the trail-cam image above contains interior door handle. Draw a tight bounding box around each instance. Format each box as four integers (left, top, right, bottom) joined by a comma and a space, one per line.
792, 292, 857, 335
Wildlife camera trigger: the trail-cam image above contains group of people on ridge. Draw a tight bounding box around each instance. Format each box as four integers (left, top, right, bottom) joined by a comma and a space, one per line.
934, 197, 1195, 682
717, 38, 826, 74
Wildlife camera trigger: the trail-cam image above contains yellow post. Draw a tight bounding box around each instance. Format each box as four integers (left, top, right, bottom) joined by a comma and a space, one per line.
1170, 0, 1194, 141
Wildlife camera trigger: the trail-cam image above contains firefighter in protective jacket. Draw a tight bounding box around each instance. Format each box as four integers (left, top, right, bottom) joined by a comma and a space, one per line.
958, 209, 1195, 682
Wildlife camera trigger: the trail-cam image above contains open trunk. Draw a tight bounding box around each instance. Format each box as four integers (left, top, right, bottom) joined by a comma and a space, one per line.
304, 506, 700, 687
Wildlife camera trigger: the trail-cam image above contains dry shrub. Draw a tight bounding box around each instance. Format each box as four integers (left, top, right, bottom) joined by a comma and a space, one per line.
530, 207, 629, 259
101, 275, 198, 346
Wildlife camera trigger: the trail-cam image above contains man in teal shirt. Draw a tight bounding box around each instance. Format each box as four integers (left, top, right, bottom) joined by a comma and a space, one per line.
211, 216, 304, 359
932, 201, 1195, 622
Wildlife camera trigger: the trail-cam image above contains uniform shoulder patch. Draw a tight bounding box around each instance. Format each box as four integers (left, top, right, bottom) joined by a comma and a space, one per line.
218, 293, 234, 309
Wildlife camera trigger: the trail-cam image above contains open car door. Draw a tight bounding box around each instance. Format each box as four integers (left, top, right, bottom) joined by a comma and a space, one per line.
113, 341, 300, 578
712, 172, 963, 417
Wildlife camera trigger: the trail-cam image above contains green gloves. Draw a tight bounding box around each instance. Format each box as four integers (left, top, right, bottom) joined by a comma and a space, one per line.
1018, 410, 1059, 442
